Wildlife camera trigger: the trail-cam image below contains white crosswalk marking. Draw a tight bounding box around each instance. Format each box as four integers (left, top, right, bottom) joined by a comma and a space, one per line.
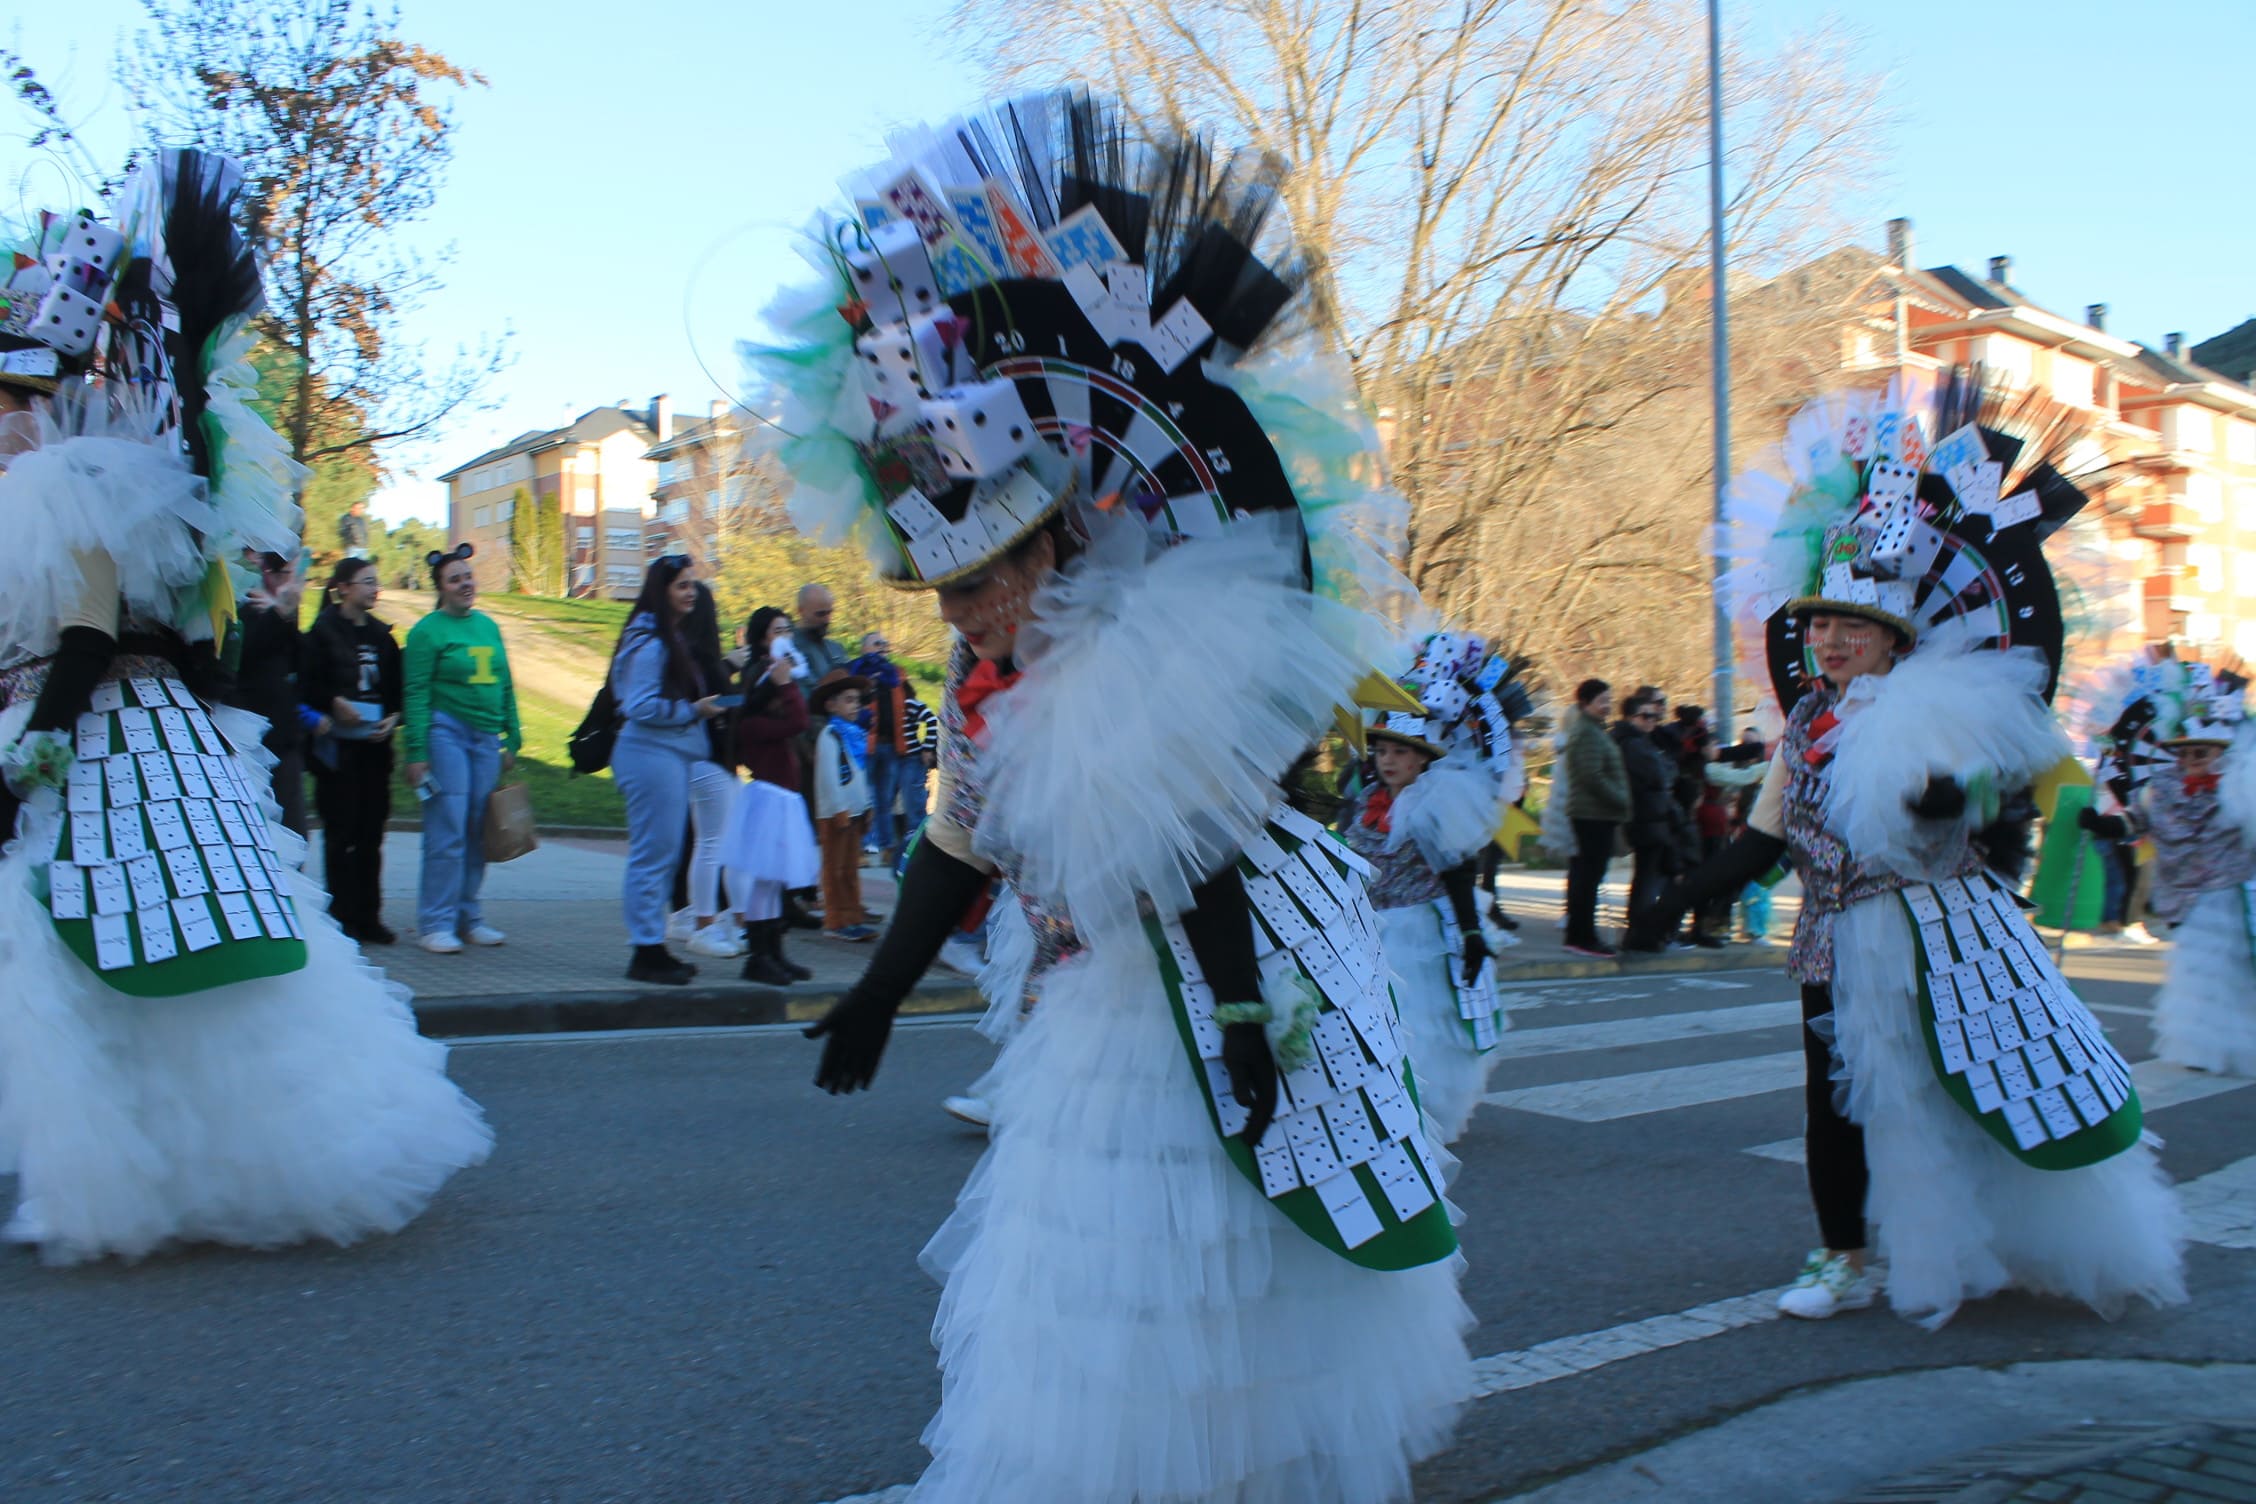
1468, 1287, 1789, 1397
1486, 1051, 1804, 1121
1501, 1001, 1798, 1059
2182, 1156, 2256, 1249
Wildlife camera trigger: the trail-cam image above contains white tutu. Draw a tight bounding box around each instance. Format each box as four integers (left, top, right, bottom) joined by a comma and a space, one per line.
1830, 899, 2185, 1328
0, 835, 491, 1267
720, 778, 820, 893
2153, 886, 2256, 1077
1376, 903, 1495, 1145
913, 936, 1472, 1503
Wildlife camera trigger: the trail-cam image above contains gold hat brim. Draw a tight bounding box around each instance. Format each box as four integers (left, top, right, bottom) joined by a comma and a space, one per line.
1785, 596, 1918, 642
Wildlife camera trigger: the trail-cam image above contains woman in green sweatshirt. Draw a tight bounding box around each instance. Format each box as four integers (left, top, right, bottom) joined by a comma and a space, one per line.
401, 545, 522, 953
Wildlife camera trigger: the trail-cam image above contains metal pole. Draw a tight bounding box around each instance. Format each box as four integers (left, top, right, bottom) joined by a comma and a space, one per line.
1705, 0, 1734, 739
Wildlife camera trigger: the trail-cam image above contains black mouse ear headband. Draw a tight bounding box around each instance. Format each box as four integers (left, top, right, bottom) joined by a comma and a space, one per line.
425, 542, 475, 572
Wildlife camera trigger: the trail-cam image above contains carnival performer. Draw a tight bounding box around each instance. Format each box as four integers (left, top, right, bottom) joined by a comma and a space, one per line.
0, 152, 490, 1265
1634, 371, 2183, 1328
1343, 632, 1511, 1143
772, 94, 1470, 1502
2078, 654, 2256, 1075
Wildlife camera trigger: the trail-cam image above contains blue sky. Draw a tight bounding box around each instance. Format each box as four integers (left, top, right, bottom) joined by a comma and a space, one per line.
7, 0, 2252, 525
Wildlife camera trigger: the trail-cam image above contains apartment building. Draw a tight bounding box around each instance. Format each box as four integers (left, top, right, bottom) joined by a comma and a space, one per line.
439, 401, 667, 599
1830, 221, 2256, 661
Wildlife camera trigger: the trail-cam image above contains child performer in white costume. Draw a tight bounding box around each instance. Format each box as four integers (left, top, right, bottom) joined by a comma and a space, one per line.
0, 152, 491, 1265
1636, 371, 2183, 1328
2079, 654, 2256, 1075
774, 93, 1471, 1503
1343, 631, 1512, 1143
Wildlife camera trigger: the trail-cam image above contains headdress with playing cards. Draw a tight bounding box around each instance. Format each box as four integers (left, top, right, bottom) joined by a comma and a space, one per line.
1362, 630, 1519, 872
0, 151, 303, 663
1723, 367, 2100, 715
745, 92, 1407, 609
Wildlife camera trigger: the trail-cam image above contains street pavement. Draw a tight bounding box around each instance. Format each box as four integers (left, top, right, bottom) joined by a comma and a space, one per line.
5, 945, 2251, 1502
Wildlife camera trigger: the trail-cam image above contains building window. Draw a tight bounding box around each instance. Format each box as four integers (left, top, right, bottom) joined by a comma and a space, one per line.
2188, 543, 2223, 591
2049, 356, 2093, 409
2237, 486, 2256, 529
2169, 407, 2215, 453
1981, 335, 2032, 389
576, 525, 596, 549
646, 532, 669, 556
606, 565, 639, 589
2239, 551, 2256, 594
2229, 420, 2256, 466
606, 527, 638, 553
473, 505, 492, 528
2187, 474, 2223, 523
498, 496, 515, 521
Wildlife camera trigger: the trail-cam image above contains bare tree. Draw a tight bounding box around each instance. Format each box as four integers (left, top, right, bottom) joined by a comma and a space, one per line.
121, 0, 508, 477
950, 0, 1881, 700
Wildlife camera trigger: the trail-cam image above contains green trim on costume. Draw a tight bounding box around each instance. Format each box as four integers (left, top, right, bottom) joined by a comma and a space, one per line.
2028, 784, 2107, 932
51, 914, 307, 996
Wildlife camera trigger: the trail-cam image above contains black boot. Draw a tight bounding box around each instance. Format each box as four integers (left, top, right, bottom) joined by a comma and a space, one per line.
782, 891, 823, 931
627, 943, 695, 985
767, 918, 813, 982
738, 924, 794, 986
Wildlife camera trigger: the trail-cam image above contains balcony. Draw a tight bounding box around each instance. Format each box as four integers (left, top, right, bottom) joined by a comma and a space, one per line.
2132, 502, 2198, 540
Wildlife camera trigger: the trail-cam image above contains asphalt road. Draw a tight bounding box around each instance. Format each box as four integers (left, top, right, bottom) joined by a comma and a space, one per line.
4, 950, 2251, 1504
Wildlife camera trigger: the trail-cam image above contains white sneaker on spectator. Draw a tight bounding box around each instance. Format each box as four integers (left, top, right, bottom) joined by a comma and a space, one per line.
1777, 1249, 1877, 1319
686, 925, 744, 959
2121, 922, 2159, 946
932, 936, 986, 978
942, 1095, 993, 1128
464, 924, 507, 947
666, 907, 696, 943
419, 931, 463, 954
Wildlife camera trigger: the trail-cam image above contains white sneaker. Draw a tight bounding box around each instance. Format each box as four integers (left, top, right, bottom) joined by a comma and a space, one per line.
942, 1095, 993, 1128
932, 936, 986, 978
419, 931, 464, 954
463, 924, 507, 947
3, 1201, 47, 1244
686, 925, 744, 959
2121, 922, 2159, 946
1777, 1249, 1877, 1319
666, 907, 697, 943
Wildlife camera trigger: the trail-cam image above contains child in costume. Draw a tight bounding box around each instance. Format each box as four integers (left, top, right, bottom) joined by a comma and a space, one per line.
0, 152, 490, 1265
1344, 632, 1511, 1143
808, 668, 876, 941
778, 93, 1469, 1502
1637, 372, 2184, 1328
2079, 655, 2256, 1074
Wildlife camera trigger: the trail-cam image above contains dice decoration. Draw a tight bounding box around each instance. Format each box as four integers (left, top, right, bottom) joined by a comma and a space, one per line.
3, 208, 129, 373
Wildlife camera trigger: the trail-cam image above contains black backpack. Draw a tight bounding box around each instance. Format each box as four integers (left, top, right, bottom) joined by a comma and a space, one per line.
568, 682, 622, 775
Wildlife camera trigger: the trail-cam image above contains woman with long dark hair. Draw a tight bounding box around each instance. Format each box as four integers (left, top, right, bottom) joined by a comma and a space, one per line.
303, 555, 403, 942
609, 554, 725, 984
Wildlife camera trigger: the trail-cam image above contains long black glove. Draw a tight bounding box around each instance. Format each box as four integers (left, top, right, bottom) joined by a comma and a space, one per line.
1907, 776, 1967, 821
1627, 828, 1788, 950
1178, 862, 1277, 1147
2079, 805, 2128, 841
1439, 859, 1491, 986
806, 837, 992, 1094
2, 627, 117, 836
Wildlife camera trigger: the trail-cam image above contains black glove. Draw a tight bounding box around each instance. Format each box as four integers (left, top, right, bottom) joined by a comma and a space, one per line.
1627, 828, 1789, 950
2078, 805, 2128, 840
1461, 931, 1491, 988
1907, 776, 1967, 821
1220, 1021, 1278, 1149
26, 625, 117, 734
806, 836, 991, 1094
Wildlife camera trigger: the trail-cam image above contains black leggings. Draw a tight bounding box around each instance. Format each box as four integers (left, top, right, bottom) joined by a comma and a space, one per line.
1565, 819, 1616, 947
1802, 982, 1868, 1252
312, 740, 392, 934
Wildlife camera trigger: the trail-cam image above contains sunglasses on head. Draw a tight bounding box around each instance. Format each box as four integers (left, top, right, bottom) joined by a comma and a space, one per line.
657, 553, 694, 570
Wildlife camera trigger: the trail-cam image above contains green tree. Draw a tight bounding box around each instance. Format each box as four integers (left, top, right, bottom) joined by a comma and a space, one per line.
372, 517, 443, 594
507, 487, 563, 596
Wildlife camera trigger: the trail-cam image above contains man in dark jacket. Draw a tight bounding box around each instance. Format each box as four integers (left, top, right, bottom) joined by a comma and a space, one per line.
231, 551, 313, 836
1613, 687, 1687, 951
1561, 678, 1631, 957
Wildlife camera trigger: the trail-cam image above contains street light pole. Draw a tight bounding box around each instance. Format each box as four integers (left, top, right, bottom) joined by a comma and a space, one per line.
1705, 0, 1734, 739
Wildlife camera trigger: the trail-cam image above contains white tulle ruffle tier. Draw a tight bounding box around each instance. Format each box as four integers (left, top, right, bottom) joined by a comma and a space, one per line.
1375, 902, 1495, 1146
2153, 886, 2256, 1077
912, 936, 1472, 1503
1829, 898, 2184, 1328
720, 777, 821, 892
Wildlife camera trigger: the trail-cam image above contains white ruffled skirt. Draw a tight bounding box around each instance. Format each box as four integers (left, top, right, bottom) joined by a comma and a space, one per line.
2153, 886, 2256, 1077
0, 704, 492, 1266
1376, 903, 1494, 1145
1830, 899, 2185, 1328
720, 777, 820, 894
913, 937, 1472, 1503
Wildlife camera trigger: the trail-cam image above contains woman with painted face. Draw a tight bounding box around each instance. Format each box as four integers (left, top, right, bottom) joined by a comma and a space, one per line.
775, 95, 1469, 1504
607, 554, 728, 986
2077, 657, 2256, 1075
1636, 375, 2182, 1330
401, 543, 520, 954
1342, 637, 1511, 1145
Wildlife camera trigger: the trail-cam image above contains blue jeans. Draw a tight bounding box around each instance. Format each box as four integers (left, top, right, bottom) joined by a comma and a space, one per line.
613, 730, 694, 947
868, 749, 928, 852
418, 711, 500, 938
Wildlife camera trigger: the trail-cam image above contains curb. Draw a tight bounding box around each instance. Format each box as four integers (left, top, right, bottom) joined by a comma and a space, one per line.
411, 949, 1779, 1038
1494, 947, 1784, 984
415, 981, 984, 1037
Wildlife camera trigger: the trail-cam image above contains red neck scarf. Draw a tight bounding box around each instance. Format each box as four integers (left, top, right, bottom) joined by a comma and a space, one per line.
1362, 784, 1398, 835
956, 659, 1022, 744
2184, 772, 2221, 796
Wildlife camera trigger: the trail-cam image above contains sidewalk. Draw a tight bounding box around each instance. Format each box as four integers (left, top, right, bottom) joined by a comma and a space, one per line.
1492, 1360, 2256, 1503
326, 832, 1792, 1036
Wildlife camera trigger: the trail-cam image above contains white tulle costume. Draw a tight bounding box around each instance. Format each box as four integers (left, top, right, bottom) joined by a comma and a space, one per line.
2132, 715, 2256, 1077
0, 150, 489, 1266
